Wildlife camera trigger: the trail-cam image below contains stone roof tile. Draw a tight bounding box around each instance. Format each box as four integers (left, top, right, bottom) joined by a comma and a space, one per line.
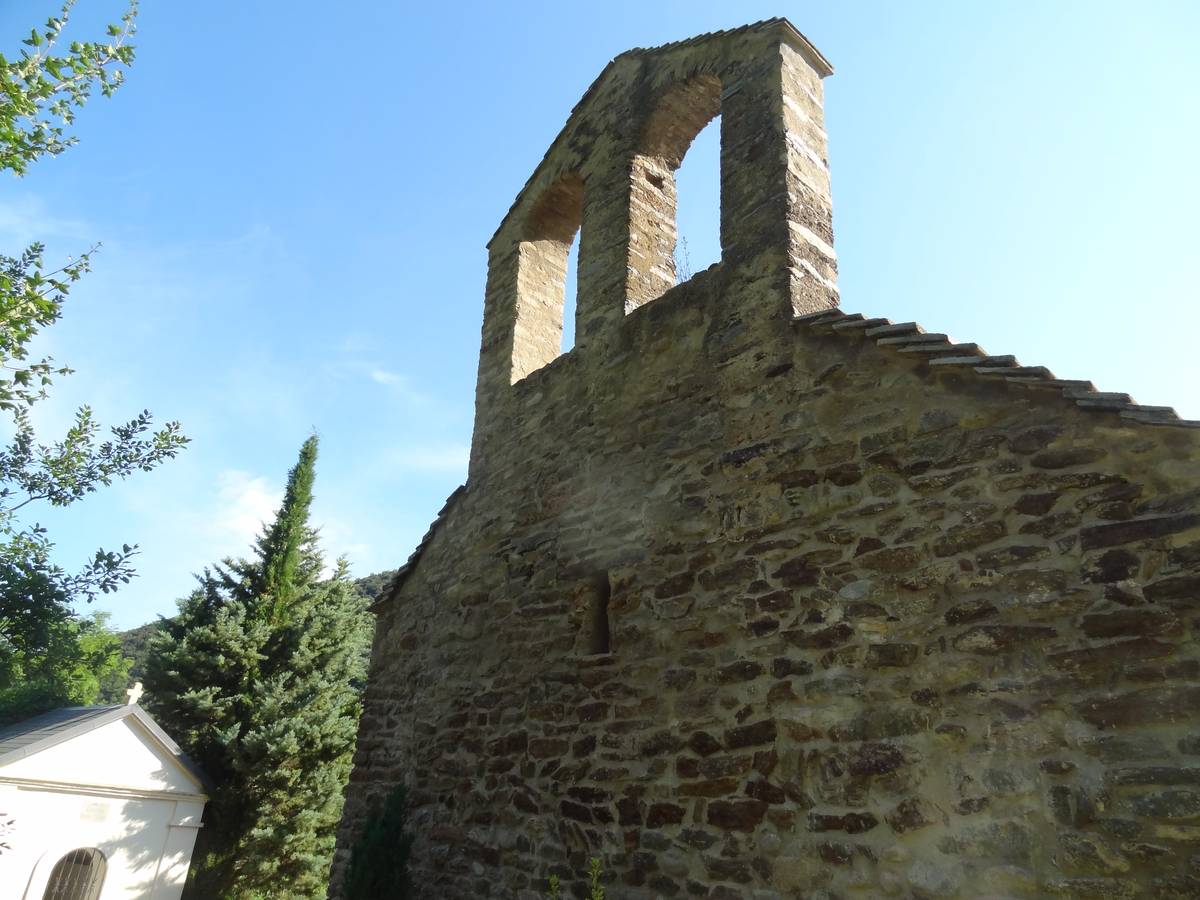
796, 307, 1198, 428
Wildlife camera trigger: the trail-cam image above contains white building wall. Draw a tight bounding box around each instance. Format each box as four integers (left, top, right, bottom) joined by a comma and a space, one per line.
0, 719, 199, 795
0, 715, 205, 900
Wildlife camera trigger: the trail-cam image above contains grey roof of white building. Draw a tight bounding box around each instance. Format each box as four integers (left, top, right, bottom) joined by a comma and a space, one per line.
0, 704, 210, 791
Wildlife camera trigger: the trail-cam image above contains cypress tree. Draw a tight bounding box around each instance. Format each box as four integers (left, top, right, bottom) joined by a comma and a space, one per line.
144, 437, 372, 899
255, 435, 318, 624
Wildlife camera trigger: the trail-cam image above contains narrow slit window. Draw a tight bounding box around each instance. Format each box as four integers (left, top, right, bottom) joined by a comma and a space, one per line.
586, 573, 612, 655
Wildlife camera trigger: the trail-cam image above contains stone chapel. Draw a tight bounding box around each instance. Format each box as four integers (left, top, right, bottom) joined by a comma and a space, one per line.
332, 19, 1200, 899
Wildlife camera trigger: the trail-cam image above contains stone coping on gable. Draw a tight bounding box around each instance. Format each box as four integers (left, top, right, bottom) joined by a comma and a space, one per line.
796, 307, 1199, 429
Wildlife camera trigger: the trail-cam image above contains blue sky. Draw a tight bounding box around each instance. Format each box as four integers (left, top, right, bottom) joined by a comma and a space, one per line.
2, 1, 1197, 629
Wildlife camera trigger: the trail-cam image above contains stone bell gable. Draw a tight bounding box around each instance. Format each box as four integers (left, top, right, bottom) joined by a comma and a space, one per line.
331, 19, 1200, 900
470, 19, 836, 480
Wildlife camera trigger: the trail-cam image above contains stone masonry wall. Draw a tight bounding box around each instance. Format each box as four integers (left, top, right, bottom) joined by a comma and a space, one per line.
332, 20, 1200, 900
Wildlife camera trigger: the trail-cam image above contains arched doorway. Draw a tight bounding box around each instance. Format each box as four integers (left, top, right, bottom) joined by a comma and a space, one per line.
41, 848, 106, 900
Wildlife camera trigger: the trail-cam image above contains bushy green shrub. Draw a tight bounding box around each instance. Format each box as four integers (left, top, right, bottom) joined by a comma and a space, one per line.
344, 786, 413, 900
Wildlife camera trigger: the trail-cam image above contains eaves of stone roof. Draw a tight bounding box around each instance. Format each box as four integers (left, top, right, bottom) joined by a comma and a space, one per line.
795, 308, 1199, 428
372, 484, 466, 610
380, 305, 1195, 607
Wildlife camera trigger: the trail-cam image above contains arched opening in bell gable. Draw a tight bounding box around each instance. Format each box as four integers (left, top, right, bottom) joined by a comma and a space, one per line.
510, 172, 584, 382
627, 74, 722, 311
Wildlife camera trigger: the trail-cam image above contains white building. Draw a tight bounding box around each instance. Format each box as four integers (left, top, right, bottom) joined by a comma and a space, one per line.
0, 696, 208, 899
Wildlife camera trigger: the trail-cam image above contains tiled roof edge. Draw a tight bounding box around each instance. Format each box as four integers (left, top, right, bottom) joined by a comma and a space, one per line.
0, 704, 211, 793
794, 308, 1199, 429
371, 484, 467, 611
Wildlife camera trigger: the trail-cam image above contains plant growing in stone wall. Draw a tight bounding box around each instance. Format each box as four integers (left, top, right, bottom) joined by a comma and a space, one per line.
674, 236, 692, 283
546, 858, 604, 900
586, 858, 605, 900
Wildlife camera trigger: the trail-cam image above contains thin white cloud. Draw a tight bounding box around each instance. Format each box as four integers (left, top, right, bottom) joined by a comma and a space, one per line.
369, 366, 426, 403
369, 367, 401, 386
390, 444, 470, 473
0, 193, 92, 247
207, 469, 280, 549
311, 510, 372, 577
327, 359, 428, 404
210, 472, 383, 575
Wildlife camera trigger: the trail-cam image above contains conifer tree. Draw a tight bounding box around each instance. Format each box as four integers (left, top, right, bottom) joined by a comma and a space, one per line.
143, 437, 372, 899
255, 434, 317, 623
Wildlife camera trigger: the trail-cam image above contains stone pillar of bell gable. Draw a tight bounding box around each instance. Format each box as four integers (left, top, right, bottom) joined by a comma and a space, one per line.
720, 33, 837, 317
468, 243, 519, 481
573, 161, 636, 353
573, 28, 837, 363
468, 26, 837, 480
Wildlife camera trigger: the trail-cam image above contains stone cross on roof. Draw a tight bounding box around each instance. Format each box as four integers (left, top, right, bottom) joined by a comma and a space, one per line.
125, 681, 144, 706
